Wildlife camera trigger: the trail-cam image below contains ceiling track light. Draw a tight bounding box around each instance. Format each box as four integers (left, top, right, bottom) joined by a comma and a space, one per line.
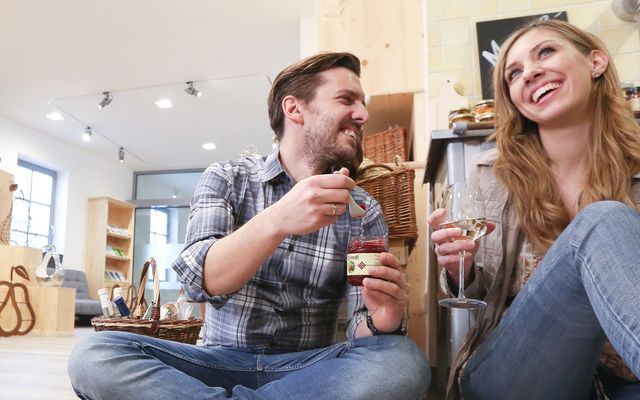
82, 126, 92, 142
98, 91, 113, 109
184, 81, 202, 97
118, 147, 125, 163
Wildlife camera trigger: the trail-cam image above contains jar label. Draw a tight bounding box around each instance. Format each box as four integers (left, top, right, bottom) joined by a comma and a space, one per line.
346, 252, 382, 276
631, 98, 640, 111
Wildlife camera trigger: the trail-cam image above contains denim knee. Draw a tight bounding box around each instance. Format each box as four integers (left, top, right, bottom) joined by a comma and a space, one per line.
575, 200, 637, 225
355, 335, 431, 397
68, 331, 134, 393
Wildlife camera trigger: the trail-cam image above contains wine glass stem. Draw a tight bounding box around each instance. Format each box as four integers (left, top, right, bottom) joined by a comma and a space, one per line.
458, 251, 466, 300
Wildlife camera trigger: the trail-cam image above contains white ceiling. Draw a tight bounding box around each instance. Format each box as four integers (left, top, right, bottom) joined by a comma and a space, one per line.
0, 0, 316, 171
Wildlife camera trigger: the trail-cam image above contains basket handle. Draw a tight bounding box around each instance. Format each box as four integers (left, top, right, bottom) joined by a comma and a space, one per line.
357, 155, 405, 175
132, 257, 161, 320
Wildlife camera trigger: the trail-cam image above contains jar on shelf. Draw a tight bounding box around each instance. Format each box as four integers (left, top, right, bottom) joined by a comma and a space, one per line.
622, 81, 640, 112
448, 107, 471, 123
475, 112, 495, 123
474, 99, 495, 115
449, 113, 476, 128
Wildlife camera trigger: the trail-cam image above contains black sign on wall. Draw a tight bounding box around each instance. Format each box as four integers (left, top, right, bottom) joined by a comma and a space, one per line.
476, 11, 568, 100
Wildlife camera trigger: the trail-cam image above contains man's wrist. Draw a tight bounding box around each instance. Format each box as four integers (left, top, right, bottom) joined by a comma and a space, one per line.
366, 313, 405, 336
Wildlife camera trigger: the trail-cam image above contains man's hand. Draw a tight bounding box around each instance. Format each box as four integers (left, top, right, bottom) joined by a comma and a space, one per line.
360, 252, 409, 334
265, 171, 356, 236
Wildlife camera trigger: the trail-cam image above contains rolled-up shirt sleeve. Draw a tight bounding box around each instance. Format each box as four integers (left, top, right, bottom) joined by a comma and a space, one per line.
171, 163, 237, 308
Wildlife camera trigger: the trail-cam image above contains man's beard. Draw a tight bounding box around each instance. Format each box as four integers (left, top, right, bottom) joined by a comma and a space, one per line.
303, 116, 363, 179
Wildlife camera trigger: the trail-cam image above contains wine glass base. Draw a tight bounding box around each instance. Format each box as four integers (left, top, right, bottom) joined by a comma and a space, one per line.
439, 297, 487, 309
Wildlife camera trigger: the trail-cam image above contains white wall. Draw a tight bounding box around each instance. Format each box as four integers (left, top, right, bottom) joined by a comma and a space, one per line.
0, 116, 132, 270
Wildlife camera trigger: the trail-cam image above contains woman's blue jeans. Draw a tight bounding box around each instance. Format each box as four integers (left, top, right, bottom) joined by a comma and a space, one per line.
461, 201, 640, 399
68, 331, 430, 399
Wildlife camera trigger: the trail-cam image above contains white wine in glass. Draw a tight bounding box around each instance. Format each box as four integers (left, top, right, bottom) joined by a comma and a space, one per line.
438, 183, 488, 309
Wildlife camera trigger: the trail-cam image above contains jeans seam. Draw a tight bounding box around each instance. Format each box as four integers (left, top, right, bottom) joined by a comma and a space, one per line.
137, 342, 257, 372
262, 341, 348, 373
578, 249, 640, 351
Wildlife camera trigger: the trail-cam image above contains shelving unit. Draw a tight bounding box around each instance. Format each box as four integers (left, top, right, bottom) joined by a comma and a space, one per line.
85, 197, 135, 300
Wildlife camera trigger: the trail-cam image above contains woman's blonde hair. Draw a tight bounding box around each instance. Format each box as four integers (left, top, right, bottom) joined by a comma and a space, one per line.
492, 19, 640, 253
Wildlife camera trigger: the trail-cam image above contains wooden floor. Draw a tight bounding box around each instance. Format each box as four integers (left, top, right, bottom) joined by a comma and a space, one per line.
0, 327, 93, 400
0, 327, 445, 400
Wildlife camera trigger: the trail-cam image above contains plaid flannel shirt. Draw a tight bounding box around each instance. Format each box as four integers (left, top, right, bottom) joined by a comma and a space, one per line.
171, 146, 387, 352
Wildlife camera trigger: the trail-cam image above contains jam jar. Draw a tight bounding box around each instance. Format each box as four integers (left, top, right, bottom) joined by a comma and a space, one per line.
346, 236, 388, 286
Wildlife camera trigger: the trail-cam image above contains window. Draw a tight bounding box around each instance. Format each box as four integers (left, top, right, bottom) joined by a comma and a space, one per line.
149, 208, 168, 245
10, 160, 56, 248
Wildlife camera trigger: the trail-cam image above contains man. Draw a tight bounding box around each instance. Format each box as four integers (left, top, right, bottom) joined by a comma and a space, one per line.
68, 52, 430, 399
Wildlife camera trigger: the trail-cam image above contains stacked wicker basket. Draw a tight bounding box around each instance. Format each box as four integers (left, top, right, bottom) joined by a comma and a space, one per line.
358, 127, 418, 246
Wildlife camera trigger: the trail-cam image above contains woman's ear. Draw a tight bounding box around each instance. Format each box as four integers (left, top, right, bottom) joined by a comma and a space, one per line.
589, 49, 609, 78
282, 95, 304, 125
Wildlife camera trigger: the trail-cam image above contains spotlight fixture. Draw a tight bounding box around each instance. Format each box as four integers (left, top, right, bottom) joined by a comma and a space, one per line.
82, 126, 92, 142
184, 81, 202, 97
98, 92, 113, 109
118, 147, 125, 163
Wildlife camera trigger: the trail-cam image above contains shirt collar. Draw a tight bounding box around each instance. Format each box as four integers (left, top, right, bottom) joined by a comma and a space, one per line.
262, 144, 288, 183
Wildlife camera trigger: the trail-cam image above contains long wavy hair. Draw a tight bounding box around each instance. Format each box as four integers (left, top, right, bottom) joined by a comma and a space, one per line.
492, 20, 640, 253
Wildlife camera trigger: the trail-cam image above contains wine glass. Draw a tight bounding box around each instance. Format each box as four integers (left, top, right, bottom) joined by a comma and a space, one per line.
438, 182, 488, 309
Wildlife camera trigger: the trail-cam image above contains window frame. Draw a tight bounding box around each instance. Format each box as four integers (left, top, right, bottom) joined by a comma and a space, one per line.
11, 159, 57, 247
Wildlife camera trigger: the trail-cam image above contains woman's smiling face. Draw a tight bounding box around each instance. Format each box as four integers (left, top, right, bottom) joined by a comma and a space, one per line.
502, 28, 597, 128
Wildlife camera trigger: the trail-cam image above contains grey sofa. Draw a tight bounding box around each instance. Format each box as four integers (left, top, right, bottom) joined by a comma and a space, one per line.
62, 269, 102, 324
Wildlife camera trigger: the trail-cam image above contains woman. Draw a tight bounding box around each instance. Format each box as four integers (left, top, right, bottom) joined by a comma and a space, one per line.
429, 20, 640, 399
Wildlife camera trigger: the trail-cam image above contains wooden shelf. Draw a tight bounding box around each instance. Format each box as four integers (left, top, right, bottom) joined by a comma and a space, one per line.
107, 231, 131, 240
105, 254, 130, 261
85, 197, 135, 300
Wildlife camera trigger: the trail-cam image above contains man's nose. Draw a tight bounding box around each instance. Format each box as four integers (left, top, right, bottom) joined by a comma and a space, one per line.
353, 102, 369, 124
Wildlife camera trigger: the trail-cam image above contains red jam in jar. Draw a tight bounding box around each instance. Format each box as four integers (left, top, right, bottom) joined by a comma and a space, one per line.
346, 236, 388, 286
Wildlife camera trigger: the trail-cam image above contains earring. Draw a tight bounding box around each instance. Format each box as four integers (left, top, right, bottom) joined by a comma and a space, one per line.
593, 71, 601, 79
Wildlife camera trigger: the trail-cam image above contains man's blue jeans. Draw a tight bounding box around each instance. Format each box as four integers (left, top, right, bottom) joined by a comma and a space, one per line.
68, 331, 430, 399
460, 201, 640, 399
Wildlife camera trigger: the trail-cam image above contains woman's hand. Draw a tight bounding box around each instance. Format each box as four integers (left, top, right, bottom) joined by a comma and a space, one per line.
427, 208, 495, 287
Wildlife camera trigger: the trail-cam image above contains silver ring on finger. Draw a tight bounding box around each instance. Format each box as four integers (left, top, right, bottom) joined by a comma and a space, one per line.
331, 203, 337, 216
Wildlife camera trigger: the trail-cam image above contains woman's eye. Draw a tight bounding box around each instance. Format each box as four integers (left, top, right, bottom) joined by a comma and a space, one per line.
507, 69, 522, 82
538, 47, 555, 59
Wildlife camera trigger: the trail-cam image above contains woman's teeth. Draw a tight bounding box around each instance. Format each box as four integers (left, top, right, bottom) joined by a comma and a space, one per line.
532, 82, 561, 103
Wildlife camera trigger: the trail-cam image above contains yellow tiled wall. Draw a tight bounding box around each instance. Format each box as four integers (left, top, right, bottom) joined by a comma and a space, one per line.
427, 0, 640, 104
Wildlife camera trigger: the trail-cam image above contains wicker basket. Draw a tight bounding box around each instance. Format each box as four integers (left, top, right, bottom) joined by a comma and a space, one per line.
356, 159, 418, 241
362, 127, 407, 163
92, 257, 203, 344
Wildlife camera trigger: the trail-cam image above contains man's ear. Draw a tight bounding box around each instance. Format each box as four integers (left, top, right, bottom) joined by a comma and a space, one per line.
282, 95, 304, 126
589, 49, 608, 78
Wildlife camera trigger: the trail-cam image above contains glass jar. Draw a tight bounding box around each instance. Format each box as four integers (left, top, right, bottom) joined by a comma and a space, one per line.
622, 81, 640, 112
474, 99, 494, 115
475, 112, 495, 123
346, 236, 388, 286
449, 113, 476, 128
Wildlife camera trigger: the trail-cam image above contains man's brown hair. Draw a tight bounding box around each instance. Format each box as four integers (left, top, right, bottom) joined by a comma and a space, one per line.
267, 52, 361, 140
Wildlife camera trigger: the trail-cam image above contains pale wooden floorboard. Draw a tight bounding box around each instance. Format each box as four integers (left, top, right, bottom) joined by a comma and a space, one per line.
0, 327, 93, 400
